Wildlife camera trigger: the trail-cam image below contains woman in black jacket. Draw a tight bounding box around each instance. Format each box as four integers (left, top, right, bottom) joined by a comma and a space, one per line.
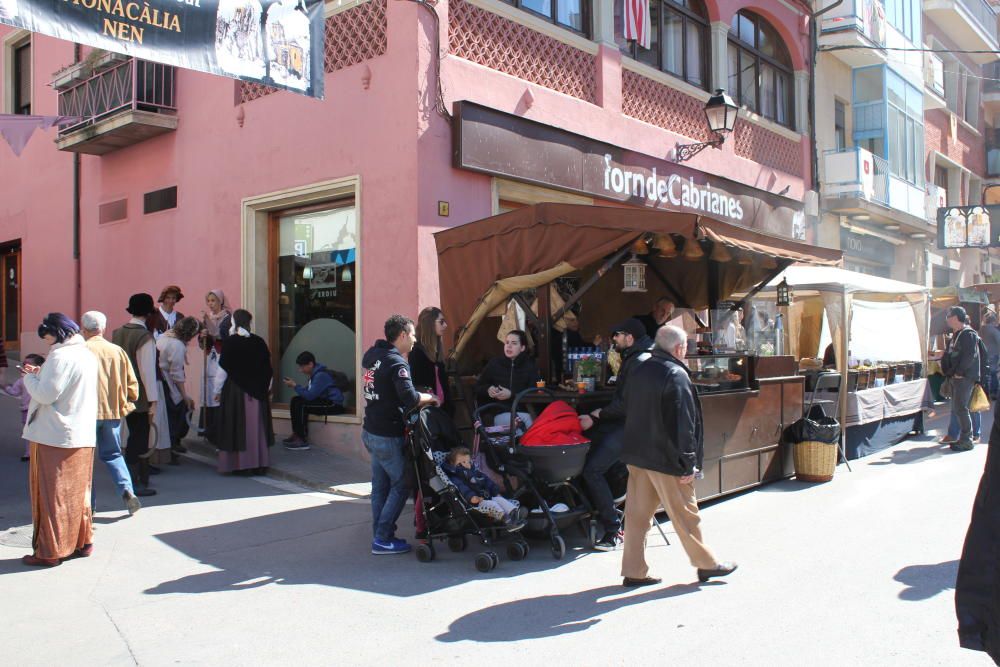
409, 307, 452, 414
475, 330, 541, 427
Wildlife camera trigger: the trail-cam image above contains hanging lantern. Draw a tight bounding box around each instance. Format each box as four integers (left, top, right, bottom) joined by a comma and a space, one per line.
622, 253, 647, 293
341, 266, 353, 282
776, 278, 791, 306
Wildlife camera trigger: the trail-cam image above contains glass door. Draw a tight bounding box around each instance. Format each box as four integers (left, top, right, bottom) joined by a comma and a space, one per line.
2, 248, 19, 351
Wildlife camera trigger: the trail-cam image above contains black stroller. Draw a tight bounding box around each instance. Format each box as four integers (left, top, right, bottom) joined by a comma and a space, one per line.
405, 405, 529, 572
473, 388, 598, 560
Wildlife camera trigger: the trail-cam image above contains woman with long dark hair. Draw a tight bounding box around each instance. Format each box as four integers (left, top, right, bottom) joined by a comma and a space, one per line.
215, 309, 274, 475
21, 313, 98, 566
409, 307, 451, 413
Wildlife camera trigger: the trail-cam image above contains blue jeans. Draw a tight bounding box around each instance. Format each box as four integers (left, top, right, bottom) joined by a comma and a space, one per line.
362, 430, 411, 543
96, 419, 134, 497
948, 411, 981, 440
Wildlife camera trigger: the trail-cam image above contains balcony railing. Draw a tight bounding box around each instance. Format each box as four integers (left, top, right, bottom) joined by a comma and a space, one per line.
823, 147, 890, 206
986, 62, 1000, 94
57, 59, 176, 135
958, 0, 999, 44
820, 0, 886, 46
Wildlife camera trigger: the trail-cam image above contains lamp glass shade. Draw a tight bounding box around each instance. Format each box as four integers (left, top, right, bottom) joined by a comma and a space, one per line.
704, 89, 738, 134
341, 266, 353, 282
622, 254, 647, 293
302, 266, 313, 280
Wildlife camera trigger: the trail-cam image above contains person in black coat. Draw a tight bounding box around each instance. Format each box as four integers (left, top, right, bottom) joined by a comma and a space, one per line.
475, 330, 541, 426
578, 317, 653, 551
409, 307, 452, 415
618, 324, 736, 587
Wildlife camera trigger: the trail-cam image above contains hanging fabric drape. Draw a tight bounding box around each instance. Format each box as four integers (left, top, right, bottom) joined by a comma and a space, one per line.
0, 114, 81, 156
623, 0, 652, 49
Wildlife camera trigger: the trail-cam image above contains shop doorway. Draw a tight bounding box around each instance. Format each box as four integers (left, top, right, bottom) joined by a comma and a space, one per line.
0, 244, 20, 352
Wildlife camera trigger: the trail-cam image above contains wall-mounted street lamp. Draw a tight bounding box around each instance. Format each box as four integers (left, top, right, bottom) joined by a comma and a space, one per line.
674, 89, 739, 163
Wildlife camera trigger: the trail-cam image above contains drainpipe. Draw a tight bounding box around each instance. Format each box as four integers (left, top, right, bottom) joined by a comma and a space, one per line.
73, 43, 82, 320
809, 1, 844, 197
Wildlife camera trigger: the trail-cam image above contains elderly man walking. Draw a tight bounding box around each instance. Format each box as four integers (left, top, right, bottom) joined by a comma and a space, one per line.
82, 311, 149, 514
620, 324, 737, 587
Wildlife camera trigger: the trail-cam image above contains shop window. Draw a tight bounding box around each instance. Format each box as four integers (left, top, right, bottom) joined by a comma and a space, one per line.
5, 35, 30, 115
727, 11, 793, 128
501, 0, 590, 36
143, 186, 177, 214
615, 0, 708, 90
271, 199, 358, 412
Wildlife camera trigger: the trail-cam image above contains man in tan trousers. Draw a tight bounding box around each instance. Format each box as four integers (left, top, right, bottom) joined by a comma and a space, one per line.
620, 324, 737, 586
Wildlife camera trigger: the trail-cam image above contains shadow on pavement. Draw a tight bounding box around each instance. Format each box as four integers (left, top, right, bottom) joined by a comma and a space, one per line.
436, 582, 708, 642
869, 442, 951, 466
144, 499, 603, 598
894, 560, 958, 601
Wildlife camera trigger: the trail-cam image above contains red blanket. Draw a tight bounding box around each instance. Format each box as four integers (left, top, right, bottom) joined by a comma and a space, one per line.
521, 400, 589, 447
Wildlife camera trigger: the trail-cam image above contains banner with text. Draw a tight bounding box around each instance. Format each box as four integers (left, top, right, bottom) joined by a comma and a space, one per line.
0, 0, 325, 98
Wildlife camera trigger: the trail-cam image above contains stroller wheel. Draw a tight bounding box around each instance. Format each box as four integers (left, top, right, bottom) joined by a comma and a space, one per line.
550, 535, 566, 560
474, 552, 494, 573
487, 551, 499, 570
447, 535, 468, 553
415, 542, 436, 563
588, 521, 600, 547
506, 541, 527, 561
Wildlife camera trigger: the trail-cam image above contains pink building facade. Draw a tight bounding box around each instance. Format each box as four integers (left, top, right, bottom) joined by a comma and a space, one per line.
0, 0, 814, 457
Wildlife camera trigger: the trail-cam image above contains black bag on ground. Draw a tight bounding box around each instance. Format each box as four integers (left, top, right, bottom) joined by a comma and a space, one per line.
783, 404, 841, 444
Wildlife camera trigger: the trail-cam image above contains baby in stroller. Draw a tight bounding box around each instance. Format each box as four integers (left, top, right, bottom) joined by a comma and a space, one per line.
442, 447, 526, 530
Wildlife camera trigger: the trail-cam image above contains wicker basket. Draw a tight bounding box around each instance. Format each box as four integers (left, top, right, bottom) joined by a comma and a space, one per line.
793, 440, 837, 483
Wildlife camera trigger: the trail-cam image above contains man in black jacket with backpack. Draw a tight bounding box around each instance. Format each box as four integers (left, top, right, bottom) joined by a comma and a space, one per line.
942, 306, 988, 452
619, 324, 736, 587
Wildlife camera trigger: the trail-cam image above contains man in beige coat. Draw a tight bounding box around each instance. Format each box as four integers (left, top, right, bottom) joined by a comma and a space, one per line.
82, 311, 147, 515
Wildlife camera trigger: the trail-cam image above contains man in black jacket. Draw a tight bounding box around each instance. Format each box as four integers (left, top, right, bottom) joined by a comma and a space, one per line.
579, 318, 652, 551
361, 314, 437, 555
942, 306, 987, 452
619, 324, 737, 587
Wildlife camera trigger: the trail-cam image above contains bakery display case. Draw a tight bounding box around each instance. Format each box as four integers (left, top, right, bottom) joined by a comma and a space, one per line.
688, 353, 750, 394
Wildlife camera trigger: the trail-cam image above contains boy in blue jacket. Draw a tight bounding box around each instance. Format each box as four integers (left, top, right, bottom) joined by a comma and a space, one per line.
282, 351, 346, 450
442, 447, 524, 528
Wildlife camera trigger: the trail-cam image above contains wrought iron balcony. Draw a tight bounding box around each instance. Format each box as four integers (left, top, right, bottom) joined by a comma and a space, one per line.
54, 58, 178, 155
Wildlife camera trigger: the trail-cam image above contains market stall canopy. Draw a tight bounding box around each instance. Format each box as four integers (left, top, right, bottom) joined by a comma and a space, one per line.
930, 286, 989, 305
972, 283, 1000, 304
765, 265, 928, 299
435, 203, 842, 361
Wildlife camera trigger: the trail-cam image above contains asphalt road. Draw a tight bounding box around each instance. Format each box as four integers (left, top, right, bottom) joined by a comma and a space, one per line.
0, 394, 993, 666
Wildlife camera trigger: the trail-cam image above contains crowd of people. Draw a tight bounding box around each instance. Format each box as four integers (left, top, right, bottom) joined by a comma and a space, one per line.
13, 287, 349, 567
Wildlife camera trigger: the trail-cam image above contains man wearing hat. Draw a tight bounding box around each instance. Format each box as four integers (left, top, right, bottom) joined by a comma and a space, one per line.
578, 317, 654, 551
112, 294, 160, 495
150, 285, 185, 339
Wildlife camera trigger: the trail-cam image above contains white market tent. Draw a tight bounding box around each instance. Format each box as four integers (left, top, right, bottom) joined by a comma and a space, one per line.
759, 265, 930, 447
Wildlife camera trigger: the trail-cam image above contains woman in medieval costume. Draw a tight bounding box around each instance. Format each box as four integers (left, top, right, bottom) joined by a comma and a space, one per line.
215, 309, 274, 475
199, 289, 233, 443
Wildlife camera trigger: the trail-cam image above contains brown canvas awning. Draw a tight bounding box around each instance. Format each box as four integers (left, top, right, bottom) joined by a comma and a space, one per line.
435, 203, 842, 360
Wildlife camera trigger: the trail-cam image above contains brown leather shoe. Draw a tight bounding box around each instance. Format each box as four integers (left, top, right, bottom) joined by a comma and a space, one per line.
74, 544, 94, 558
622, 576, 662, 587
697, 562, 738, 582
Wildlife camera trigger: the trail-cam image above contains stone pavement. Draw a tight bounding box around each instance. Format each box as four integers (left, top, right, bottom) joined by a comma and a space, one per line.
0, 390, 994, 665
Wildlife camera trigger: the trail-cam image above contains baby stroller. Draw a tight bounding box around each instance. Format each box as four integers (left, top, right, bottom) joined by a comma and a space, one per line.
405, 405, 529, 572
473, 388, 597, 560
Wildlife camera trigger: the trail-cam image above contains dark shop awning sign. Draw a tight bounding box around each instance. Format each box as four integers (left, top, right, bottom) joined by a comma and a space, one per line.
0, 0, 325, 98
938, 206, 1000, 249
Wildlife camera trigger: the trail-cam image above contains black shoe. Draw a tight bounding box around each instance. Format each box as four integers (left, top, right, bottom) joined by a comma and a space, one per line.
950, 442, 975, 452
623, 576, 662, 587
172, 443, 188, 453
20, 456, 29, 462
594, 534, 622, 552
284, 441, 311, 451
122, 491, 142, 515
134, 487, 157, 497
697, 562, 738, 582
